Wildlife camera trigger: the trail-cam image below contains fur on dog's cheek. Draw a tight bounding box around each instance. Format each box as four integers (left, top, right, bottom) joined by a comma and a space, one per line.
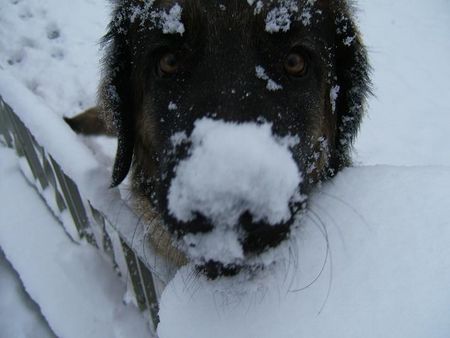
166, 118, 304, 264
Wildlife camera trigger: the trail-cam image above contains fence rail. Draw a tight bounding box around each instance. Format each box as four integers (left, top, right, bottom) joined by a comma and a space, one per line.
0, 95, 171, 335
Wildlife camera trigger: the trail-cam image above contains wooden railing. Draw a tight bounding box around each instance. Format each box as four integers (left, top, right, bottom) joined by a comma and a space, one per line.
0, 96, 175, 335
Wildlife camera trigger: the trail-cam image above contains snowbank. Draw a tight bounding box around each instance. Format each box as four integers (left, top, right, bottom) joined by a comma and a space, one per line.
355, 0, 450, 166
0, 147, 151, 338
159, 165, 450, 338
0, 249, 56, 338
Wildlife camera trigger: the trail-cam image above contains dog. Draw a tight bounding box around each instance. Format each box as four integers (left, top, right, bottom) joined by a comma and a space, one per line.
66, 0, 370, 278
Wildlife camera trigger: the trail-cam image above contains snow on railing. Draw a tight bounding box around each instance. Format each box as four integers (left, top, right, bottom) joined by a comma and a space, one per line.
0, 95, 174, 335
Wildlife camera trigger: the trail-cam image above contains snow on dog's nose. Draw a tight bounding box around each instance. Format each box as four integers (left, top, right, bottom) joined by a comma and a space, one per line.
168, 118, 303, 267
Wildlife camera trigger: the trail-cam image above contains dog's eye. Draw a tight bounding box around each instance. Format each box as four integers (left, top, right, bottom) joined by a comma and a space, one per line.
158, 52, 179, 77
284, 51, 307, 77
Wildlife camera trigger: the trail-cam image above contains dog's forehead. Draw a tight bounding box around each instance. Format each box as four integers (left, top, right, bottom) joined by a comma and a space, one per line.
149, 0, 333, 35
161, 0, 330, 10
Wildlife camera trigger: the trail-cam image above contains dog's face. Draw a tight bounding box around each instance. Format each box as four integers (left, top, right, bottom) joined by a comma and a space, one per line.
102, 0, 370, 277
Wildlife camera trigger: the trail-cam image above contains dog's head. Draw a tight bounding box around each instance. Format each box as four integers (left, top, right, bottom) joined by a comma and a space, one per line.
101, 0, 370, 278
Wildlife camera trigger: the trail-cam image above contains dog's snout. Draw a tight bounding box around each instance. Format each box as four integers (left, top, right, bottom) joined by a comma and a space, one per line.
171, 209, 291, 254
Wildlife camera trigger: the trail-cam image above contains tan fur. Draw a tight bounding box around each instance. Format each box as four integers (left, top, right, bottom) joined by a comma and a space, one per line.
64, 107, 116, 136
133, 193, 187, 267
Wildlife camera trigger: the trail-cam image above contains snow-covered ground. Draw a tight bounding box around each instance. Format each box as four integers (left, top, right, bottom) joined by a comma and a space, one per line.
0, 247, 56, 338
354, 0, 450, 166
159, 165, 450, 338
0, 148, 151, 338
0, 0, 449, 337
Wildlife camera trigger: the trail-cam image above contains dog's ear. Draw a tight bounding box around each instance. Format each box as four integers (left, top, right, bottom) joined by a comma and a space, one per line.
332, 5, 371, 169
64, 107, 117, 137
101, 9, 136, 188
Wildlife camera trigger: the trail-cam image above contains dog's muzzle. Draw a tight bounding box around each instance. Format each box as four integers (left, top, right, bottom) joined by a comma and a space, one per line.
166, 118, 303, 278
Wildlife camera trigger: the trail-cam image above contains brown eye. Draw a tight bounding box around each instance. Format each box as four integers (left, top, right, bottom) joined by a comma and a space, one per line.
158, 52, 179, 76
284, 51, 307, 77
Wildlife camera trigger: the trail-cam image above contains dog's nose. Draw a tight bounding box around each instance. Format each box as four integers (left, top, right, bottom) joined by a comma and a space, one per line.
173, 212, 213, 234
239, 210, 264, 233
239, 211, 291, 254
172, 209, 291, 254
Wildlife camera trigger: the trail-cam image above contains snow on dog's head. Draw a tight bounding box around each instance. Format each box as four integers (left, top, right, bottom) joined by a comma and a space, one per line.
167, 118, 303, 275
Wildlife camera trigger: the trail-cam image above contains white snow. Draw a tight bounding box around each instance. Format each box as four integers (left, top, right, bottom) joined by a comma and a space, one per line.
247, 0, 264, 14
330, 84, 340, 114
170, 130, 188, 147
159, 4, 185, 35
354, 0, 450, 166
0, 0, 107, 116
255, 65, 283, 91
253, 1, 264, 15
0, 148, 151, 338
265, 0, 299, 33
0, 249, 56, 338
168, 101, 178, 111
168, 118, 301, 264
159, 165, 450, 338
182, 229, 245, 265
126, 2, 185, 35
264, 0, 316, 32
